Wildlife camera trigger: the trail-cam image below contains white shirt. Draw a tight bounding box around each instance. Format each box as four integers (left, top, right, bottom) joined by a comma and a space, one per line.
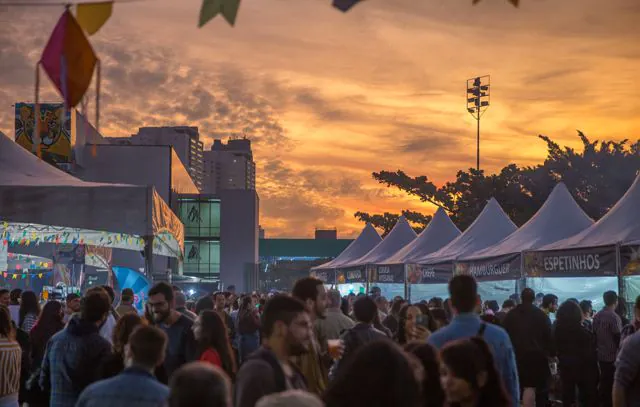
99, 313, 117, 344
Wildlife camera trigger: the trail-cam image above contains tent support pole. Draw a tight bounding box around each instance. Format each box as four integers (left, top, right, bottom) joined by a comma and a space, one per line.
404, 264, 409, 300
144, 236, 154, 280
616, 244, 624, 304
519, 251, 527, 295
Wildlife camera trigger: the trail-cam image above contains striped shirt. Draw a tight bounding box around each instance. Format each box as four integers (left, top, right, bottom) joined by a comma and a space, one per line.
20, 313, 38, 333
593, 308, 622, 363
0, 337, 21, 398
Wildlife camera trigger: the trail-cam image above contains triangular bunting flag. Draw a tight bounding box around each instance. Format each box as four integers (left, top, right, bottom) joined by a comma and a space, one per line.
473, 0, 519, 6
221, 0, 240, 25
76, 1, 113, 36
40, 9, 98, 108
199, 0, 240, 27
333, 0, 362, 12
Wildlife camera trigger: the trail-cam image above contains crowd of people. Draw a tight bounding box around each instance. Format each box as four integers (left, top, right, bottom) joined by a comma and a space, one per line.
0, 275, 639, 407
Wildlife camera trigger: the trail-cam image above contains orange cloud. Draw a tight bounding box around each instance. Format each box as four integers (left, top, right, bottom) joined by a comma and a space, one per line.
0, 0, 638, 238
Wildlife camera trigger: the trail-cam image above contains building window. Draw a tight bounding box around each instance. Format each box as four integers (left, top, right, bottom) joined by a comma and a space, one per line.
184, 240, 220, 278
178, 198, 221, 238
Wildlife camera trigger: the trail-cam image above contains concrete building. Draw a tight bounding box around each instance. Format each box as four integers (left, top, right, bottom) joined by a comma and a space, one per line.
178, 190, 259, 292
203, 138, 256, 194
120, 126, 205, 191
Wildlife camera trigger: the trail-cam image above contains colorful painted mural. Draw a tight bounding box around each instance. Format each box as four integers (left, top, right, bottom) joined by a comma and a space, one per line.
15, 102, 72, 163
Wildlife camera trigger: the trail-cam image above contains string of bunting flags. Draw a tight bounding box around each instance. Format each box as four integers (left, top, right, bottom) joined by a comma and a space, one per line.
1, 271, 53, 280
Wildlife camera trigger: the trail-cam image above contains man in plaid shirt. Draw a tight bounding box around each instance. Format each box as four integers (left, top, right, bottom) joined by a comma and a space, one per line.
40, 287, 113, 407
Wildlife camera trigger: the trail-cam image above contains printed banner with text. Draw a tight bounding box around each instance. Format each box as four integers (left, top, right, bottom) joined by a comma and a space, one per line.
406, 263, 452, 285
454, 253, 522, 282
311, 269, 336, 285
336, 267, 367, 284
524, 246, 617, 278
369, 264, 405, 284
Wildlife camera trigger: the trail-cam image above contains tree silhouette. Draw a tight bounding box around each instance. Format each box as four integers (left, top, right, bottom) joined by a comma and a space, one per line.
356, 132, 639, 233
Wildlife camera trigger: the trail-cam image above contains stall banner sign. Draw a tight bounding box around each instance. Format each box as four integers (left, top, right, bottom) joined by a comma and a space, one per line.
524, 246, 617, 278
406, 263, 452, 284
454, 253, 522, 282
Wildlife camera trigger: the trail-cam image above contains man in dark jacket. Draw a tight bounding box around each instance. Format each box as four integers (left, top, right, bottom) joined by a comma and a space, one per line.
503, 288, 554, 407
235, 295, 310, 407
330, 296, 389, 379
40, 287, 113, 407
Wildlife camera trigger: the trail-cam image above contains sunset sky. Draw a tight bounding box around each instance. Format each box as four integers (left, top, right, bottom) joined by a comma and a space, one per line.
0, 0, 638, 238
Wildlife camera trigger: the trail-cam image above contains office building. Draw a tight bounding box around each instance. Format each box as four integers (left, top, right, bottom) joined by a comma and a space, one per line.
203, 138, 256, 194
124, 126, 205, 191
178, 190, 259, 291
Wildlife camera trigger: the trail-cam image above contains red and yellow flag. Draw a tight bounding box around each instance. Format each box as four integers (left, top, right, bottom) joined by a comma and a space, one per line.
40, 9, 98, 108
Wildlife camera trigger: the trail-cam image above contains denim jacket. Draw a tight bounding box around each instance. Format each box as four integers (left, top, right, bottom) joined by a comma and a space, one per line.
428, 313, 520, 407
76, 366, 169, 407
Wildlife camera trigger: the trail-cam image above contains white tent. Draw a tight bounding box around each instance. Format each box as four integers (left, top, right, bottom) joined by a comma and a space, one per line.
415, 198, 517, 264
382, 208, 461, 265
540, 174, 640, 250
0, 133, 183, 261
311, 223, 382, 271
342, 216, 417, 268
461, 183, 594, 260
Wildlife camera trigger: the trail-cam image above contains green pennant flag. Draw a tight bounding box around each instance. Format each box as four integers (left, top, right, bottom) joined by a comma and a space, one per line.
199, 0, 240, 28
221, 0, 240, 26
199, 0, 221, 27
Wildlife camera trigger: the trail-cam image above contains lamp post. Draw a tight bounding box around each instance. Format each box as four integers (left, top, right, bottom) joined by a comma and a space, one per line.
466, 75, 490, 171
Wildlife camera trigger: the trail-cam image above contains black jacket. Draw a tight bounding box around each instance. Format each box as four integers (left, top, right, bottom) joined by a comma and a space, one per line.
503, 304, 554, 360
330, 323, 390, 379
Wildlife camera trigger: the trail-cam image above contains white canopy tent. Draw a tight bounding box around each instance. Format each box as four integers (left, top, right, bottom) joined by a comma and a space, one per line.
415, 198, 517, 265
311, 223, 382, 272
523, 175, 640, 309
382, 208, 461, 265
462, 183, 594, 261
540, 174, 640, 250
343, 216, 417, 268
0, 133, 184, 274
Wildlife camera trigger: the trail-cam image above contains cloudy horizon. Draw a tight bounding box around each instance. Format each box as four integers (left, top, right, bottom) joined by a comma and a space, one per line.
0, 0, 638, 238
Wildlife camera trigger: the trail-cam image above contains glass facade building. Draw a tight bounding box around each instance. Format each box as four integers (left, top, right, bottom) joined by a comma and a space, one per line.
178, 196, 221, 279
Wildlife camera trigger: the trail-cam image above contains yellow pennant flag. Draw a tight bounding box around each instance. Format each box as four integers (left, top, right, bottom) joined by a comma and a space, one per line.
76, 2, 114, 35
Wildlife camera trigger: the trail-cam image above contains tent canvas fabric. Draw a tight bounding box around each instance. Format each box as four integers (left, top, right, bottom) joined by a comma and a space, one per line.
461, 183, 594, 260
415, 198, 517, 265
382, 208, 461, 265
540, 174, 640, 251
341, 216, 417, 268
0, 133, 184, 253
311, 223, 382, 271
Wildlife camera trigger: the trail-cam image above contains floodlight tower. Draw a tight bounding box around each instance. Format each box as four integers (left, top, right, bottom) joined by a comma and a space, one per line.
466, 75, 490, 171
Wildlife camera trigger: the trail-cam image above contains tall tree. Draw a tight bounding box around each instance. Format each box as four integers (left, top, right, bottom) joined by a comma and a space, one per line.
356, 132, 639, 231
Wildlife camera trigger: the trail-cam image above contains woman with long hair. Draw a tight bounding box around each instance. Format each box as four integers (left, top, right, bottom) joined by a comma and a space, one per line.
0, 305, 21, 407
98, 313, 168, 384
405, 342, 445, 407
29, 301, 64, 367
237, 296, 260, 364
18, 291, 40, 333
554, 300, 598, 407
323, 341, 422, 407
439, 337, 510, 407
193, 310, 236, 378
397, 304, 433, 344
